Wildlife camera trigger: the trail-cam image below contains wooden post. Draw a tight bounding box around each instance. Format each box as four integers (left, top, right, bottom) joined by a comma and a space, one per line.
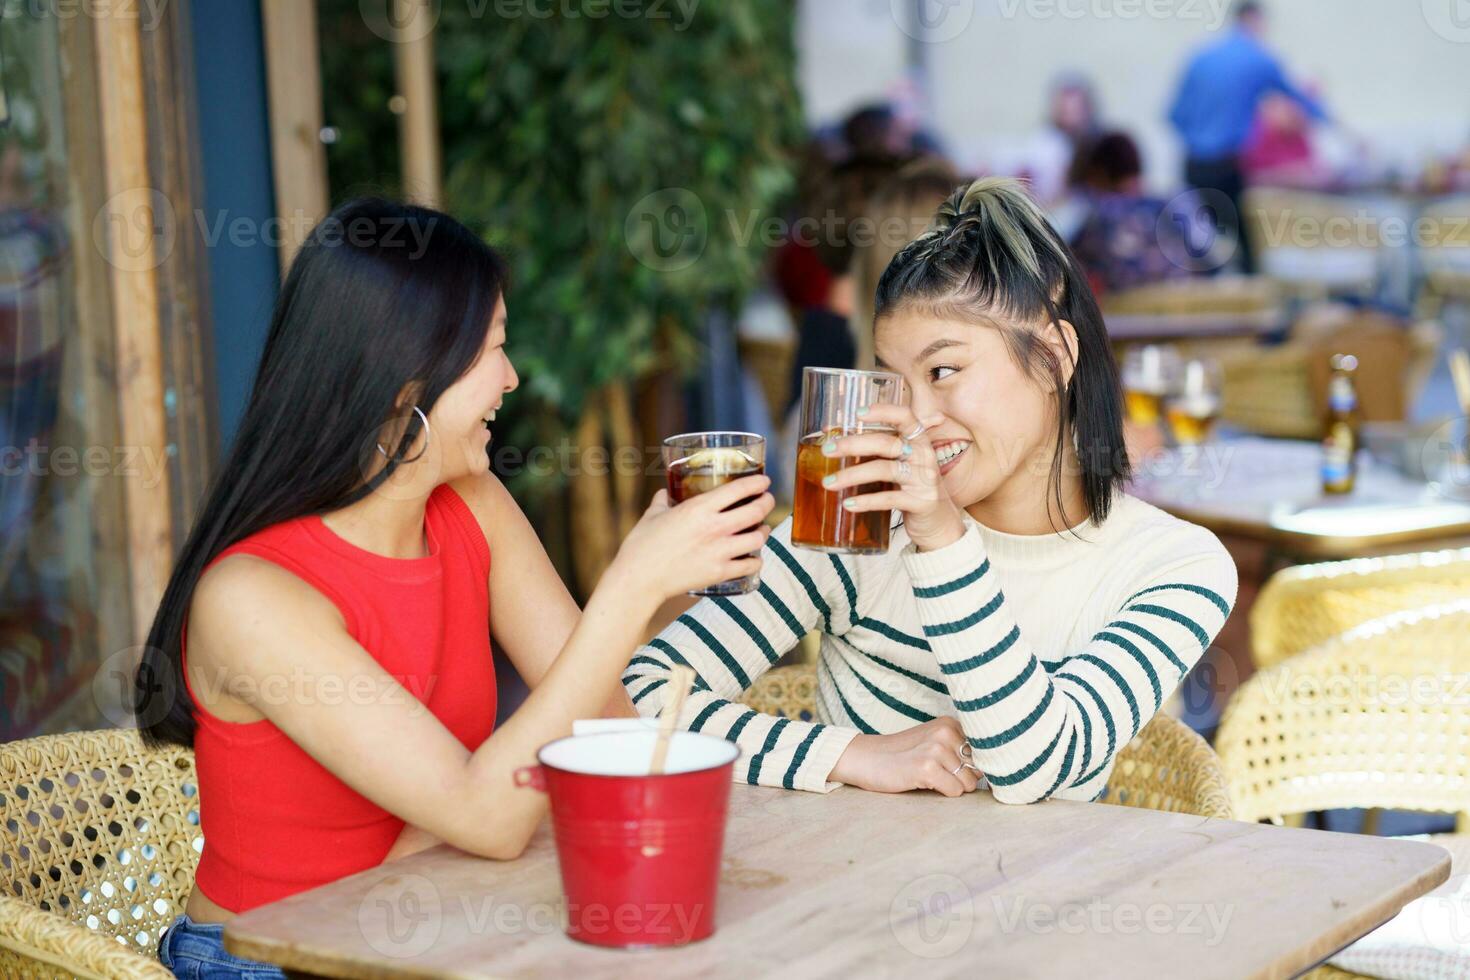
392, 0, 443, 207
261, 0, 330, 275
93, 11, 174, 645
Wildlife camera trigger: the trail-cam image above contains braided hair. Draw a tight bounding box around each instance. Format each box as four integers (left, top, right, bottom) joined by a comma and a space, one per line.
874, 177, 1129, 528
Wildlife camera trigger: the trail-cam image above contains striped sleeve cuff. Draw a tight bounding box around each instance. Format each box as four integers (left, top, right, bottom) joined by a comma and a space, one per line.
798, 724, 860, 793
899, 521, 991, 618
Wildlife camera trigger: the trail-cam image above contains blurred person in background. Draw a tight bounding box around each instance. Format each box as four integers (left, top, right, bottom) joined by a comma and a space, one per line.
849, 157, 964, 370
1167, 0, 1327, 272
1025, 72, 1104, 207
1066, 131, 1197, 295
1241, 91, 1329, 189
782, 154, 907, 418
775, 104, 941, 315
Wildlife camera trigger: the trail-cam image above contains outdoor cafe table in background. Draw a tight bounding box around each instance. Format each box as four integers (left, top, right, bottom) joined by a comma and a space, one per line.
1131, 436, 1470, 561
223, 782, 1449, 979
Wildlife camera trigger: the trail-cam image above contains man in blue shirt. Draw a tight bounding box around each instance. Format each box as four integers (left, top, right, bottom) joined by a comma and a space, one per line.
1167, 1, 1327, 272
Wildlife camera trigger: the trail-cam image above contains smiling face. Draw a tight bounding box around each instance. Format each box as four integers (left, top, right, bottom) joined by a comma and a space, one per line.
875, 307, 1080, 529
424, 293, 519, 481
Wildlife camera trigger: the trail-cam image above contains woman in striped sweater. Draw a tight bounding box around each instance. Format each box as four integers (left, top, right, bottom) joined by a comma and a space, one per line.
624, 177, 1237, 804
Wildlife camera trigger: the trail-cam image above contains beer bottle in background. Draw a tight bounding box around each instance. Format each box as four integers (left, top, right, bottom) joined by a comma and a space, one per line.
1321, 354, 1360, 495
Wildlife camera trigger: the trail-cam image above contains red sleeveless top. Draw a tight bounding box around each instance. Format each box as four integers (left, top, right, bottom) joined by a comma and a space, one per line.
183, 484, 497, 913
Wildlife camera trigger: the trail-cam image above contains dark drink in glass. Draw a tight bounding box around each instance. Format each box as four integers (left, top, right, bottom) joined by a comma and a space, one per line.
663, 432, 766, 596
793, 430, 895, 553
790, 367, 906, 555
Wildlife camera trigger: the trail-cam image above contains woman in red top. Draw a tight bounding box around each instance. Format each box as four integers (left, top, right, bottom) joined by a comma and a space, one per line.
135, 199, 773, 977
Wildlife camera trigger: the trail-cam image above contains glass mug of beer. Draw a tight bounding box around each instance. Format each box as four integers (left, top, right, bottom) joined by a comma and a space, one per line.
791, 367, 906, 555
1121, 345, 1181, 426
662, 432, 766, 596
1164, 358, 1222, 446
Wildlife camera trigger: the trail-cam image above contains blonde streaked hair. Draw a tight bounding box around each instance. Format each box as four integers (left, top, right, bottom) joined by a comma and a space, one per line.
874, 177, 1129, 528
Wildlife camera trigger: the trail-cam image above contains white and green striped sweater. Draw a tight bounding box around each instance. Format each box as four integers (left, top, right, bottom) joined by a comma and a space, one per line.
622, 493, 1237, 803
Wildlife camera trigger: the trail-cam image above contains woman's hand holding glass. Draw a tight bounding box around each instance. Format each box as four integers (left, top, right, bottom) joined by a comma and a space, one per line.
820, 403, 967, 553
609, 476, 774, 600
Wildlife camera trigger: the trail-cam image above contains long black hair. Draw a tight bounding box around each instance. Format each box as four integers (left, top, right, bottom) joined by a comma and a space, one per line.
136, 198, 509, 748
874, 177, 1129, 529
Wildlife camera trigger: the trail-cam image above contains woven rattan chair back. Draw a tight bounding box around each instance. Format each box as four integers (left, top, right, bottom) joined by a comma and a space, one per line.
0, 728, 201, 979
1219, 602, 1470, 825
741, 665, 1233, 819
1251, 548, 1470, 670
1094, 714, 1234, 819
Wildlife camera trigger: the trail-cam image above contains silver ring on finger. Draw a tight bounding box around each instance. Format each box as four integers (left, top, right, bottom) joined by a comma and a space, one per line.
950, 762, 966, 776
959, 742, 973, 760
896, 459, 912, 480
903, 421, 928, 443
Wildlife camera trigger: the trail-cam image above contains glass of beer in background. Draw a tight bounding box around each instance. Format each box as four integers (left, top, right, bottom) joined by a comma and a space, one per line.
1164, 358, 1222, 446
663, 432, 766, 596
792, 367, 906, 554
1121, 345, 1180, 426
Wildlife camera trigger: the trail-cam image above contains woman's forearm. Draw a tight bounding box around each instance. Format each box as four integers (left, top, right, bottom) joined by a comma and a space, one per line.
444, 566, 661, 857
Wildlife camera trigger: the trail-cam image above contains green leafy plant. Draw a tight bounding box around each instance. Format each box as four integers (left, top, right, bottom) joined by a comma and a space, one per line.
320, 2, 803, 516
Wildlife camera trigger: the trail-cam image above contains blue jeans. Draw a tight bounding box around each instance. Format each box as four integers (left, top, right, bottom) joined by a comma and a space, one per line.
157, 913, 286, 979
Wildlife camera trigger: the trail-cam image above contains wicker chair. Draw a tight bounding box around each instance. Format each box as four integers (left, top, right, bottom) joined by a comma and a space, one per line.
1221, 601, 1470, 827
740, 665, 1234, 819
1250, 547, 1470, 670
0, 729, 201, 979
1417, 194, 1470, 319
1218, 603, 1470, 979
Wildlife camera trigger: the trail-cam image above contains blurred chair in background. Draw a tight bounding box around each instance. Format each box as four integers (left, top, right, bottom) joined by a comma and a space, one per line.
1216, 305, 1439, 439
1416, 194, 1470, 333
1241, 187, 1381, 301
1217, 604, 1470, 980
1250, 547, 1470, 670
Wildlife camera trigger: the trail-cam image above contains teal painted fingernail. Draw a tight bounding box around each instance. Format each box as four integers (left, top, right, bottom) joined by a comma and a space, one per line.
842, 498, 858, 510
855, 406, 869, 417
822, 475, 836, 488
822, 440, 837, 454
901, 442, 913, 456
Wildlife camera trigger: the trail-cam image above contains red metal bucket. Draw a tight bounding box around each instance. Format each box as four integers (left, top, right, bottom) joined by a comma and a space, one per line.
514, 730, 739, 948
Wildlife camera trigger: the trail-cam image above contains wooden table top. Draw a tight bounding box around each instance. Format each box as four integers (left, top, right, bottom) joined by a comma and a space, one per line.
1131, 438, 1470, 559
224, 782, 1449, 980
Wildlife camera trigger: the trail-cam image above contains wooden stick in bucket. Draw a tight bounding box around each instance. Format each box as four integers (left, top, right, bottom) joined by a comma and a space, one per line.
649, 665, 696, 775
